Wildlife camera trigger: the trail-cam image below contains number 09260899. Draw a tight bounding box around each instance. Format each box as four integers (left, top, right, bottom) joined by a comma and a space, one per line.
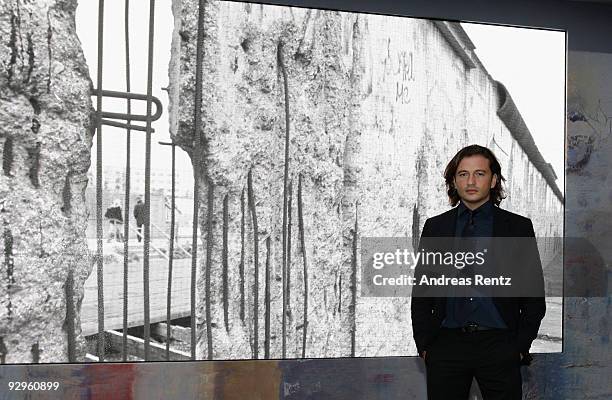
8, 381, 60, 391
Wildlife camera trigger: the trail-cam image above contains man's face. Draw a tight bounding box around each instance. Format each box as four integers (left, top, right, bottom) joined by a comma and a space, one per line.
453, 155, 497, 209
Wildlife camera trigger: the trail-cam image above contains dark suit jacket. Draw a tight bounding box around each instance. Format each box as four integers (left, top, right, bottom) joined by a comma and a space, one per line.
134, 202, 145, 226
411, 204, 546, 365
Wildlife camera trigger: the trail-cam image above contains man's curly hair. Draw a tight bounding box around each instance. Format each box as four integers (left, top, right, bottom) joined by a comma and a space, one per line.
444, 145, 507, 206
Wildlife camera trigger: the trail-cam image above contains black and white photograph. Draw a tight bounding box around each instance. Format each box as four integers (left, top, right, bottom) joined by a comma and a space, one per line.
0, 0, 564, 363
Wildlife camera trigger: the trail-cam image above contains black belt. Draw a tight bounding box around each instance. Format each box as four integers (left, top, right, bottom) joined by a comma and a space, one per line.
444, 323, 498, 333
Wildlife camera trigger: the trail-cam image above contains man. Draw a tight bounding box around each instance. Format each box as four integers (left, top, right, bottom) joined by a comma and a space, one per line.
411, 145, 546, 400
133, 197, 145, 243
104, 199, 124, 242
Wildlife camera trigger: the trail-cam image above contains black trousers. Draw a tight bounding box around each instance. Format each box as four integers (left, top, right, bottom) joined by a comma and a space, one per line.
136, 224, 143, 242
425, 328, 522, 400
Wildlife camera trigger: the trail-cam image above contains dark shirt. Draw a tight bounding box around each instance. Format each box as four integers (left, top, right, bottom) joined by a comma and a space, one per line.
442, 198, 507, 329
105, 206, 123, 223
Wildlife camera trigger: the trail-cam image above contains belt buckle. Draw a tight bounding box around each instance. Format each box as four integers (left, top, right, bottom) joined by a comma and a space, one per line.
463, 323, 478, 333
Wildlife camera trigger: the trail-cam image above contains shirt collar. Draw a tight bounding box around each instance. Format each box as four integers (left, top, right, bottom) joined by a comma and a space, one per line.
457, 197, 494, 218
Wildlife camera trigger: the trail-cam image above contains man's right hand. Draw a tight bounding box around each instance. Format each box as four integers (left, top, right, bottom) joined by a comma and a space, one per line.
421, 351, 427, 360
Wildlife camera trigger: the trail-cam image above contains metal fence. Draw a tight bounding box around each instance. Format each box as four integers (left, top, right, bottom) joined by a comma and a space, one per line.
87, 0, 343, 362
89, 0, 205, 362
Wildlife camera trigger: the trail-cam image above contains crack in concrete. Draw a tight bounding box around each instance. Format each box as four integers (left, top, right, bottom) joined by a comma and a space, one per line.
30, 342, 40, 363
26, 142, 41, 188
3, 225, 14, 320
61, 173, 71, 214
6, 9, 19, 84
2, 138, 14, 177
46, 7, 52, 93
0, 337, 7, 364
24, 33, 34, 84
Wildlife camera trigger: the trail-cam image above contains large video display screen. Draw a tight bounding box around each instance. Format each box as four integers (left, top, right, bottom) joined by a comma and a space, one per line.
4, 0, 565, 363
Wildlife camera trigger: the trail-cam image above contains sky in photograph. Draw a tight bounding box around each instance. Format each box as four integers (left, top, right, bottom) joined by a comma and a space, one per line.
461, 22, 566, 192
75, 2, 566, 194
